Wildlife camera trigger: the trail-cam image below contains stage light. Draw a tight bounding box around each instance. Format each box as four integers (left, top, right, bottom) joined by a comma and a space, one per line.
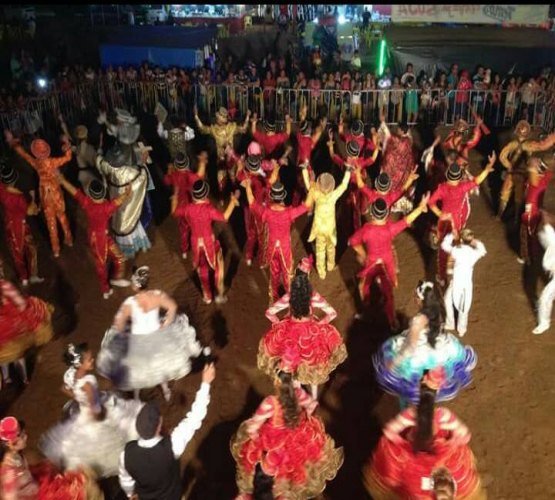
313, 17, 318, 24
37, 78, 47, 89
338, 14, 347, 25
377, 39, 386, 76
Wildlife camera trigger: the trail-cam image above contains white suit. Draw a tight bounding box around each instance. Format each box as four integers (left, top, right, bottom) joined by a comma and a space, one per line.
535, 224, 555, 332
441, 233, 487, 335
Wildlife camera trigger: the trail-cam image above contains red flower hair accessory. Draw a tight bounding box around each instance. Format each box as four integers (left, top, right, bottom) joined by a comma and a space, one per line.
0, 417, 20, 443
297, 255, 314, 274
423, 367, 446, 391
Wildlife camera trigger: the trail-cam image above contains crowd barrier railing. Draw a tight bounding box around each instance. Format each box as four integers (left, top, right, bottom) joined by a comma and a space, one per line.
1, 81, 554, 154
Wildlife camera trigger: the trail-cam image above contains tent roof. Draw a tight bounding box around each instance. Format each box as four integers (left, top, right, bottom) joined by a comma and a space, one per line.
384, 25, 555, 49
102, 25, 217, 49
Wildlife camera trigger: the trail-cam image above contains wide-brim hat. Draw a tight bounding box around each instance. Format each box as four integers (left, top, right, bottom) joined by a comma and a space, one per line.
351, 120, 364, 136
317, 172, 335, 193
174, 152, 190, 170
455, 119, 470, 133
216, 107, 229, 122
115, 108, 137, 125
117, 123, 141, 145
269, 182, 287, 202
192, 180, 210, 200
299, 120, 312, 136
75, 125, 88, 140
87, 179, 106, 200
376, 172, 391, 192
515, 120, 531, 138
371, 198, 388, 219
264, 120, 276, 133
446, 163, 463, 181
31, 139, 51, 159
246, 154, 262, 173
346, 140, 360, 157
0, 165, 18, 185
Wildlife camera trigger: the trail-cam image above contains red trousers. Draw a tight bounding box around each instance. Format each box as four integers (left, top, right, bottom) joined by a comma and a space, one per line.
358, 261, 396, 326
8, 226, 37, 281
244, 207, 262, 263
176, 216, 190, 254
197, 243, 224, 302
520, 211, 541, 264
44, 201, 73, 257
436, 219, 454, 282
269, 249, 291, 303
348, 188, 364, 232
92, 237, 125, 294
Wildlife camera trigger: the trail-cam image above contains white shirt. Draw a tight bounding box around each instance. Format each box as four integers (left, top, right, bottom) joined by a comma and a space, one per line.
538, 224, 555, 274
118, 382, 211, 497
157, 122, 195, 142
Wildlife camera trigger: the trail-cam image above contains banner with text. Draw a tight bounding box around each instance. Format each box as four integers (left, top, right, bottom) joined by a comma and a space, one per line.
391, 5, 550, 26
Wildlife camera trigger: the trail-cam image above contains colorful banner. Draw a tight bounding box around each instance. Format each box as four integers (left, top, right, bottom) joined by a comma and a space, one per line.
391, 5, 550, 26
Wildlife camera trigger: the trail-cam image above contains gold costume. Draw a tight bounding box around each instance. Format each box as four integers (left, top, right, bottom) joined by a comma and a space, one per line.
195, 117, 249, 161
306, 171, 350, 279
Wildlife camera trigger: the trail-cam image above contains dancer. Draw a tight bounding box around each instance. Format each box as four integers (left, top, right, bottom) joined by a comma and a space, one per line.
96, 108, 153, 257
242, 179, 309, 303
0, 416, 103, 499
173, 180, 240, 304
355, 168, 419, 211
519, 158, 552, 265
328, 132, 380, 230
96, 266, 207, 401
194, 106, 250, 193
377, 115, 416, 214
373, 281, 477, 405
40, 343, 144, 478
338, 116, 375, 157
265, 257, 337, 324
442, 230, 487, 337
442, 115, 486, 167
0, 271, 53, 389
166, 151, 207, 259
533, 210, 555, 334
498, 120, 555, 220
258, 265, 347, 398
156, 107, 195, 160
5, 130, 73, 257
119, 362, 215, 500
0, 165, 43, 286
251, 113, 291, 157
304, 167, 351, 279
363, 375, 486, 500
349, 195, 430, 326
429, 152, 495, 285
230, 372, 343, 499
58, 174, 131, 299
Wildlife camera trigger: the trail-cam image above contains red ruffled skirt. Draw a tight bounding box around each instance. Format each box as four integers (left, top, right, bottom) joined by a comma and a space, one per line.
257, 319, 347, 385
363, 435, 486, 500
31, 461, 104, 499
0, 298, 53, 364
231, 415, 343, 499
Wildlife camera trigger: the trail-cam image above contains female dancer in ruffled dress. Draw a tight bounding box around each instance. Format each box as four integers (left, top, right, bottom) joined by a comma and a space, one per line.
258, 266, 347, 399
231, 372, 343, 499
0, 268, 53, 389
96, 266, 206, 401
39, 343, 143, 479
363, 374, 486, 500
373, 281, 476, 407
0, 416, 103, 499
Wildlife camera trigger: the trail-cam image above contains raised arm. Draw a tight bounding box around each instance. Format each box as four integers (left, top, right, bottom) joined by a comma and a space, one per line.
48, 140, 73, 170
312, 117, 327, 145
405, 192, 430, 225
194, 106, 211, 135
236, 109, 252, 134
332, 169, 351, 201
465, 123, 482, 150
440, 232, 455, 254
474, 151, 496, 185
250, 112, 258, 136
157, 121, 169, 140
524, 132, 555, 153
285, 114, 292, 136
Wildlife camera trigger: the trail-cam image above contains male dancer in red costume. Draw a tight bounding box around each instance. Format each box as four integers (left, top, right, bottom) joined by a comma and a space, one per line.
442, 114, 488, 167
242, 179, 309, 302
338, 117, 375, 156
0, 165, 43, 287
429, 152, 496, 284
349, 195, 430, 326
519, 158, 553, 265
328, 132, 380, 230
355, 169, 419, 211
251, 113, 291, 157
58, 174, 131, 299
174, 180, 239, 304
5, 131, 73, 257
166, 152, 207, 259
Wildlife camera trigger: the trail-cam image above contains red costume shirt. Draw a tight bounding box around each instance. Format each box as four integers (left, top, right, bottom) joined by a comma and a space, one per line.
443, 127, 482, 165
253, 131, 289, 156
252, 202, 307, 268
296, 133, 316, 164
174, 201, 225, 267
525, 171, 552, 214
332, 154, 376, 183
340, 133, 375, 154
164, 170, 200, 206
237, 170, 268, 204
0, 185, 28, 246
360, 187, 404, 208
429, 180, 477, 231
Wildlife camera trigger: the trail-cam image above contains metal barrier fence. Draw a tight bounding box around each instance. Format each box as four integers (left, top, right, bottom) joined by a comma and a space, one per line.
1, 81, 554, 153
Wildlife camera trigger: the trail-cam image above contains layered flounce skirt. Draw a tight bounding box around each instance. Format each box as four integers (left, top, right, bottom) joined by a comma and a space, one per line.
257, 319, 347, 386
363, 435, 486, 500
39, 393, 143, 478
96, 314, 203, 391
373, 331, 477, 403
0, 298, 54, 364
231, 416, 343, 499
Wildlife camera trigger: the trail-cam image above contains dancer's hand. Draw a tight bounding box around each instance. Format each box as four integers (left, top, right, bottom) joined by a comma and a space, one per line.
202, 363, 216, 384
4, 130, 14, 145
240, 178, 251, 189
419, 192, 431, 212
251, 112, 257, 123
487, 151, 497, 169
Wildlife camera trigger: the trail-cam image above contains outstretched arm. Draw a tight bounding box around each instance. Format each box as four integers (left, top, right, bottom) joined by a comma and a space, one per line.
223, 193, 240, 221
405, 192, 430, 225
236, 110, 252, 134
525, 132, 555, 153
48, 140, 73, 170
194, 106, 211, 135
474, 151, 496, 185
58, 173, 78, 197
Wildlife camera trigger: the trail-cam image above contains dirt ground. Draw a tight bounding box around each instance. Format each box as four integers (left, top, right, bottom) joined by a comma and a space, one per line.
2, 125, 555, 500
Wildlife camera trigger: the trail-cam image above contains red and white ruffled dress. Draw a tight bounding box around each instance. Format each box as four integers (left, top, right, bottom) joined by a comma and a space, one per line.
230, 388, 343, 499
257, 316, 347, 385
